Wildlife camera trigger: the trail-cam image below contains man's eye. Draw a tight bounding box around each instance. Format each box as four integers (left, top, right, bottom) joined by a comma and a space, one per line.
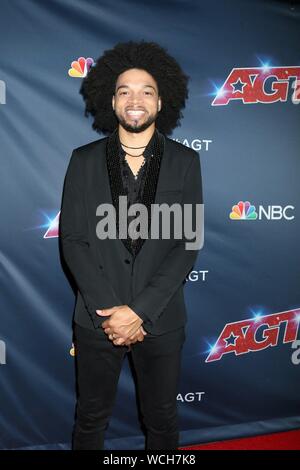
144, 91, 153, 95
119, 91, 128, 95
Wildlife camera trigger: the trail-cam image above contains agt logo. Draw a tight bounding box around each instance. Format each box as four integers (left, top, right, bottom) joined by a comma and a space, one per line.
173, 137, 212, 152
68, 57, 94, 77
206, 308, 300, 362
212, 66, 300, 106
186, 270, 208, 282
44, 212, 60, 238
229, 201, 295, 221
177, 392, 205, 402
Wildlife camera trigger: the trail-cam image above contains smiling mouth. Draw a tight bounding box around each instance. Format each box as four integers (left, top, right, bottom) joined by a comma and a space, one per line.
126, 110, 146, 119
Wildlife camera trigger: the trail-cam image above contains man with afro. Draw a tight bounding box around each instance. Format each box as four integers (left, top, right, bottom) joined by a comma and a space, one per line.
60, 40, 203, 450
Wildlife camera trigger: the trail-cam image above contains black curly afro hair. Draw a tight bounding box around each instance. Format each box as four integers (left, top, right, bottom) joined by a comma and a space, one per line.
79, 40, 189, 136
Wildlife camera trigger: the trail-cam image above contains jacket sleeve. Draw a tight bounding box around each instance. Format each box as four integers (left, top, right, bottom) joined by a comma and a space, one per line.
128, 151, 203, 327
59, 149, 122, 328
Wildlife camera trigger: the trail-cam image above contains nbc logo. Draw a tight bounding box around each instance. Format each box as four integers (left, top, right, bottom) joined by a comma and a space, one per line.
230, 201, 294, 221
68, 57, 94, 78
230, 201, 257, 220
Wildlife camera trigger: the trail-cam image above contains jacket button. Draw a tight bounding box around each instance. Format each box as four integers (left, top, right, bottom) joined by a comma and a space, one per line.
124, 259, 131, 264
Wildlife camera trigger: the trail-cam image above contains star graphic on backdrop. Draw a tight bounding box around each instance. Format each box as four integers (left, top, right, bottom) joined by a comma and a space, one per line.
224, 332, 239, 347
230, 78, 247, 93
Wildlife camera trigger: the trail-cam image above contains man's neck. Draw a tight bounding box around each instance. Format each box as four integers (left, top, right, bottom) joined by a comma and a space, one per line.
118, 124, 156, 149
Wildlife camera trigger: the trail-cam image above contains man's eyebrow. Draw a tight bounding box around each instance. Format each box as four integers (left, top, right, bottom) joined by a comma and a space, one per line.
116, 84, 157, 92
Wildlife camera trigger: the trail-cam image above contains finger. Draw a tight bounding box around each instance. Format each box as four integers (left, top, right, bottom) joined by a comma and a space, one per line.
130, 336, 138, 343
114, 337, 126, 346
128, 334, 139, 341
110, 333, 119, 340
135, 333, 144, 341
96, 309, 112, 317
125, 335, 138, 346
128, 333, 143, 343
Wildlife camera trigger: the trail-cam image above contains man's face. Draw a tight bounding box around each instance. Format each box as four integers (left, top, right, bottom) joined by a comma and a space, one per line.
112, 68, 161, 133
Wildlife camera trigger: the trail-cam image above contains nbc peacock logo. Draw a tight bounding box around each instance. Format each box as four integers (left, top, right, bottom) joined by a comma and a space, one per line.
68, 57, 94, 77
230, 201, 258, 220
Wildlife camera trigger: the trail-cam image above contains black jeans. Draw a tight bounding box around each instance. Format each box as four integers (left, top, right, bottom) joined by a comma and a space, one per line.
72, 322, 185, 450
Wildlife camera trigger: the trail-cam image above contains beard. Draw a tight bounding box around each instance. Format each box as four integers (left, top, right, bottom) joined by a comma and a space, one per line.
115, 109, 158, 133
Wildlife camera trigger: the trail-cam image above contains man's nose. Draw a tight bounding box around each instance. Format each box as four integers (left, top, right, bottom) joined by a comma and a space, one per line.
128, 94, 143, 104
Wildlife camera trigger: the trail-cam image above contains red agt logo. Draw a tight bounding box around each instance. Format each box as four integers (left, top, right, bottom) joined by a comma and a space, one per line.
212, 66, 300, 105
206, 308, 300, 362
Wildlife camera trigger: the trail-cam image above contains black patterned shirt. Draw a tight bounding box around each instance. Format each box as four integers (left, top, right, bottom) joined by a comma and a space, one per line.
116, 129, 159, 256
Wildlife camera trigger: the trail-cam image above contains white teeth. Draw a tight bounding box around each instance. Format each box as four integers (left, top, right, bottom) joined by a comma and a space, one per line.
127, 110, 145, 116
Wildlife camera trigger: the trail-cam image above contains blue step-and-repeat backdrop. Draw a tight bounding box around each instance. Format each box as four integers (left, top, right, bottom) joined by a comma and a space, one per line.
0, 0, 299, 450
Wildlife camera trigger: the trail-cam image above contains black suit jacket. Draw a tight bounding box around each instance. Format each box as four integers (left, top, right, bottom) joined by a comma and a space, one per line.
59, 132, 203, 335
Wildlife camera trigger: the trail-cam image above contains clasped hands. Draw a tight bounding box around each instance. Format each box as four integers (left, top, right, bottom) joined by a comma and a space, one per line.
96, 305, 147, 346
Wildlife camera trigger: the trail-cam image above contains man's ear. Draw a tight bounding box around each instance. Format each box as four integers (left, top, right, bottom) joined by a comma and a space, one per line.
158, 98, 161, 111
112, 95, 115, 111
